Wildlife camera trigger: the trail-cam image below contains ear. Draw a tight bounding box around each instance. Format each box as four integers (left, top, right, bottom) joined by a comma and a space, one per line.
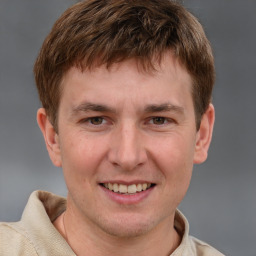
193, 104, 215, 164
37, 108, 62, 167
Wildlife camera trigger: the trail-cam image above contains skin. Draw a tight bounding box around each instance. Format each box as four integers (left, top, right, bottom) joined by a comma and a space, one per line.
37, 52, 215, 256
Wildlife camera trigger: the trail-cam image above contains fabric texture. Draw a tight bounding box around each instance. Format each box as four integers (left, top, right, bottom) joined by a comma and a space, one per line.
0, 190, 224, 256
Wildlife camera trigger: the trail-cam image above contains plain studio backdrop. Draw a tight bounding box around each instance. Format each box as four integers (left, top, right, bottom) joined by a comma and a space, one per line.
0, 1, 255, 255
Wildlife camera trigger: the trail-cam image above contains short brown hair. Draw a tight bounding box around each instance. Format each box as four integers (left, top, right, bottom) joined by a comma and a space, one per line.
34, 0, 215, 130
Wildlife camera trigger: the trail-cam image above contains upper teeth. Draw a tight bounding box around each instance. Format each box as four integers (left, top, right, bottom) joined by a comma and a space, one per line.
103, 183, 151, 194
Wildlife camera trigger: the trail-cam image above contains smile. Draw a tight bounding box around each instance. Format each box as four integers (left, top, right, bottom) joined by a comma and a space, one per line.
101, 183, 154, 194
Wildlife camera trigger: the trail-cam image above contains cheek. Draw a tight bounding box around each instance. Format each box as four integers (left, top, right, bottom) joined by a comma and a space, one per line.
156, 136, 195, 168
157, 145, 193, 209
59, 133, 107, 180
154, 136, 195, 189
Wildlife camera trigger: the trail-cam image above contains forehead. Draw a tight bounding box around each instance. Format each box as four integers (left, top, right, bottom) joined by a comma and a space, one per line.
59, 53, 193, 111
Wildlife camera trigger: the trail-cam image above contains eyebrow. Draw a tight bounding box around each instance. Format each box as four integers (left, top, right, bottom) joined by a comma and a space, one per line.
71, 102, 184, 116
144, 103, 185, 114
71, 102, 116, 114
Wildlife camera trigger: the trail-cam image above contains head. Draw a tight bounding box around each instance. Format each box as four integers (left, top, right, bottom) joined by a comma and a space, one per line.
34, 0, 215, 132
35, 0, 215, 241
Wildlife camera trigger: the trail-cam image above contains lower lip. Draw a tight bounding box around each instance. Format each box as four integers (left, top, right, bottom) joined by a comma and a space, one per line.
100, 185, 155, 205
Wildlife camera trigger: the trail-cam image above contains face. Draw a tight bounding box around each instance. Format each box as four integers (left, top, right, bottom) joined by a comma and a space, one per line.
38, 53, 214, 238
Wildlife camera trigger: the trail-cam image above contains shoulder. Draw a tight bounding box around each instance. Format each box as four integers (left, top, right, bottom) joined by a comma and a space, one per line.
0, 191, 72, 256
0, 222, 38, 255
173, 210, 225, 256
189, 236, 225, 256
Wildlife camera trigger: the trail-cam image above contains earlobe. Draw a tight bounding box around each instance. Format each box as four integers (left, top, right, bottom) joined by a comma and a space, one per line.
193, 104, 215, 164
37, 108, 62, 167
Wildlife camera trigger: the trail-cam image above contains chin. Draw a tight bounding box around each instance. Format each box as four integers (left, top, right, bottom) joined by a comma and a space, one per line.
96, 214, 156, 238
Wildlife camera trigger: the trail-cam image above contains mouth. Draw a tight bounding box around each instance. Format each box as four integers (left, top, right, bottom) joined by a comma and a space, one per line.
100, 183, 155, 195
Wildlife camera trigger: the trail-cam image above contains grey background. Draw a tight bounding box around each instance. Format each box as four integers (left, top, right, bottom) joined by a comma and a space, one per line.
0, 1, 255, 255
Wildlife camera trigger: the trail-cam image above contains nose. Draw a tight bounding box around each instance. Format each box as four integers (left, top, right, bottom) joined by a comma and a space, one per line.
107, 123, 147, 171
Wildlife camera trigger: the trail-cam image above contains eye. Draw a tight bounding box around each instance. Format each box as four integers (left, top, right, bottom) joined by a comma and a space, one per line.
88, 117, 105, 125
150, 117, 168, 125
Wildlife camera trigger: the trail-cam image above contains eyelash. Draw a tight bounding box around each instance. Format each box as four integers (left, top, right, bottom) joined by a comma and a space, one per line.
82, 116, 107, 125
80, 116, 176, 128
148, 117, 174, 125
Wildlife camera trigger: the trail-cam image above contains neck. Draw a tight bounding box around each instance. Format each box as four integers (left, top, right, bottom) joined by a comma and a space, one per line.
54, 207, 181, 256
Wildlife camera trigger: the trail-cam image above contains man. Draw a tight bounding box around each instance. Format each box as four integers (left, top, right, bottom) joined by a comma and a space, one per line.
0, 0, 224, 255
